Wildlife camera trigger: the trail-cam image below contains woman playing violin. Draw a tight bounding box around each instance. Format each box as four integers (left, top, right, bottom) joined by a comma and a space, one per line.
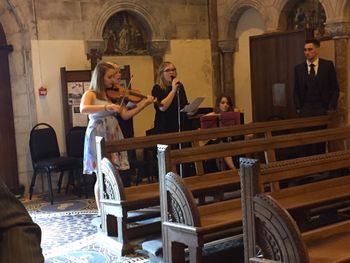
80, 61, 155, 215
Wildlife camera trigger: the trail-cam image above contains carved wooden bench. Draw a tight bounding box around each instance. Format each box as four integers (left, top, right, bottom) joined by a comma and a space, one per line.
162, 171, 242, 263
96, 139, 242, 255
155, 126, 350, 262
105, 114, 337, 174
240, 152, 350, 263
94, 115, 340, 255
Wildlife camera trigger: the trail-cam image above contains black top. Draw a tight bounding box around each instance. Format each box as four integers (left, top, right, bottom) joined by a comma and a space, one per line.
152, 84, 189, 134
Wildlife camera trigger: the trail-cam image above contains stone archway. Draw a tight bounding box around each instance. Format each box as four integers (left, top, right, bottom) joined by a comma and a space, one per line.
218, 1, 268, 122
91, 2, 162, 41
221, 0, 280, 42
88, 1, 169, 83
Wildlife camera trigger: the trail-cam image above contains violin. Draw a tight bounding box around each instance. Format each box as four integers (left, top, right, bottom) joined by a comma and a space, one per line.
106, 85, 147, 103
106, 84, 162, 107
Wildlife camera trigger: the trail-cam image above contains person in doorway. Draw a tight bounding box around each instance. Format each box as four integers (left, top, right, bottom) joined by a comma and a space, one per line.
0, 179, 44, 263
294, 38, 339, 117
80, 61, 155, 215
151, 61, 189, 134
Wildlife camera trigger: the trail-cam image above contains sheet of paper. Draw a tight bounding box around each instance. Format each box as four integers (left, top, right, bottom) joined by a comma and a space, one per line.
181, 97, 205, 115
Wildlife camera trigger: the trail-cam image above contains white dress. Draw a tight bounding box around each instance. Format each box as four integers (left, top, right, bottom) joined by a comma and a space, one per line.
83, 96, 129, 174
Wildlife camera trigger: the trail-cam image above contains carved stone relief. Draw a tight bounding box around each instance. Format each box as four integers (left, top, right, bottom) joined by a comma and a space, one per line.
102, 11, 148, 56
287, 0, 326, 38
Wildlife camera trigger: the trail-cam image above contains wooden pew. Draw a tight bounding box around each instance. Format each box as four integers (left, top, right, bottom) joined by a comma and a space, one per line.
94, 115, 340, 255
156, 126, 350, 262
95, 154, 160, 255
103, 115, 338, 175
161, 171, 242, 263
240, 153, 350, 263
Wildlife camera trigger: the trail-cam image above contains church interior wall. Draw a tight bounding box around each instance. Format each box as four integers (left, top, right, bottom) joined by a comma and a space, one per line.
31, 40, 88, 153
164, 39, 213, 109
320, 39, 335, 62
233, 7, 265, 123
2, 0, 350, 193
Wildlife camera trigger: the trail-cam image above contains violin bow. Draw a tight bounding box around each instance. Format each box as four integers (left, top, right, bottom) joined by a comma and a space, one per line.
119, 74, 134, 106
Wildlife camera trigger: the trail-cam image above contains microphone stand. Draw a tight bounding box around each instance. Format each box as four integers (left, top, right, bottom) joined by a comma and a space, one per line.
177, 86, 183, 177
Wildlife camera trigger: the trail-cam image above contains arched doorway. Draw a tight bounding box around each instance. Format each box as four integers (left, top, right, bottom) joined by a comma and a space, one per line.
0, 23, 19, 192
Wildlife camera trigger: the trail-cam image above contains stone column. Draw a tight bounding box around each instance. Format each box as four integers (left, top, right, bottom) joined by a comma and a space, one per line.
325, 22, 350, 124
85, 40, 105, 70
218, 39, 237, 102
148, 40, 169, 83
208, 0, 221, 101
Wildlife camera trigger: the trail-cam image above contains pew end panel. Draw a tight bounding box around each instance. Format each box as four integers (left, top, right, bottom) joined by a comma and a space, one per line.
240, 158, 310, 263
163, 171, 243, 263
240, 156, 350, 263
96, 137, 161, 255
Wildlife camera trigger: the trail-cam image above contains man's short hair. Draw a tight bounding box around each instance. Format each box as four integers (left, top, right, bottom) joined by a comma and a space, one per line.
305, 38, 320, 47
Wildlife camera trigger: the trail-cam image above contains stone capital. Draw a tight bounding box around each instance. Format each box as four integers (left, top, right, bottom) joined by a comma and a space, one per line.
84, 39, 105, 55
218, 39, 237, 53
147, 40, 169, 57
325, 21, 350, 38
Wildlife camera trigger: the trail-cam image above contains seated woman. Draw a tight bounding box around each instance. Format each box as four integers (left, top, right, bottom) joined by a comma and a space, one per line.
203, 95, 239, 172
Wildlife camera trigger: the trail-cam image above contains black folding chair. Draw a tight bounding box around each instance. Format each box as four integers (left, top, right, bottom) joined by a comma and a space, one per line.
66, 126, 89, 197
29, 123, 78, 204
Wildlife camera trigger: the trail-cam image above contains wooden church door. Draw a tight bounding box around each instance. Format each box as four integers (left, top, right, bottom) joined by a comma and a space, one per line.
0, 23, 19, 191
250, 30, 312, 121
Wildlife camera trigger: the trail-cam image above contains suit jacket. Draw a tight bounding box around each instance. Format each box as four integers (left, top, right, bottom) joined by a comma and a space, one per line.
294, 58, 339, 111
0, 180, 44, 263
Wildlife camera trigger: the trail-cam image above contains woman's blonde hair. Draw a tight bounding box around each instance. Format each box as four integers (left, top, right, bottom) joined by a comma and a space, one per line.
90, 62, 115, 100
106, 61, 120, 70
156, 61, 176, 89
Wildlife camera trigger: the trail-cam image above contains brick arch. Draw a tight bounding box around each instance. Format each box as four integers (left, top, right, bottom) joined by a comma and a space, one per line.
91, 2, 162, 41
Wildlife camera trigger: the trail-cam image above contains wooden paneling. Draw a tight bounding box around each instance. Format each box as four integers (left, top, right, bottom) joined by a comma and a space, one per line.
250, 30, 312, 121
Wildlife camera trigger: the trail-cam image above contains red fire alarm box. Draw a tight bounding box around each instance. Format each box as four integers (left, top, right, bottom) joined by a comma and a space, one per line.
38, 86, 47, 96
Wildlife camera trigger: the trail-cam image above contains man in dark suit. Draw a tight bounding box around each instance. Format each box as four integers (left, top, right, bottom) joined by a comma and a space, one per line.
294, 38, 339, 157
294, 38, 339, 117
0, 179, 44, 263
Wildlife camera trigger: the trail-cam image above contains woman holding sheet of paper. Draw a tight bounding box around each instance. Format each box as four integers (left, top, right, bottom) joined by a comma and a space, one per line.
151, 61, 190, 134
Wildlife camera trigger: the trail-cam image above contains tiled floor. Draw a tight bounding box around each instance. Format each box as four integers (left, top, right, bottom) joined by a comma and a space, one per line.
23, 192, 149, 262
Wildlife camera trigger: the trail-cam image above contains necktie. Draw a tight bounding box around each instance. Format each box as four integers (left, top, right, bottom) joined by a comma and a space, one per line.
309, 63, 315, 78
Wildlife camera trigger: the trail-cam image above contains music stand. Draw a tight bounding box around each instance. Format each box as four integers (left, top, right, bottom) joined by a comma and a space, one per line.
219, 112, 241, 126
178, 96, 205, 177
200, 115, 219, 129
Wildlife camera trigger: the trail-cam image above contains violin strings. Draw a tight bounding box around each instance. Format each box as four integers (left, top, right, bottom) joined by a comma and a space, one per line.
120, 74, 134, 106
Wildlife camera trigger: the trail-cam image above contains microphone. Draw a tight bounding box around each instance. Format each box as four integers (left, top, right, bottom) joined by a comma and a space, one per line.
171, 76, 182, 86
